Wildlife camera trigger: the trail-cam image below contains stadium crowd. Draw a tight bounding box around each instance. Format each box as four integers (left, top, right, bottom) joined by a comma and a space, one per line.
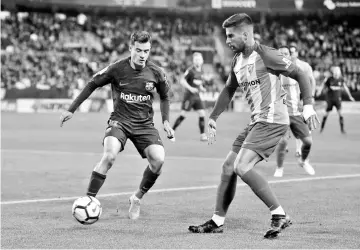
1, 10, 360, 100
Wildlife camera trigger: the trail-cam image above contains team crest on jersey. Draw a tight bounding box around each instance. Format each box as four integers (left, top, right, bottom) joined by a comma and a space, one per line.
145, 82, 155, 91
247, 64, 254, 74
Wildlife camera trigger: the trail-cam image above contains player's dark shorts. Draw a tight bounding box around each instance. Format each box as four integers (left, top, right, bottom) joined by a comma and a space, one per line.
103, 120, 163, 158
289, 115, 310, 139
326, 98, 341, 111
181, 93, 205, 111
232, 122, 288, 161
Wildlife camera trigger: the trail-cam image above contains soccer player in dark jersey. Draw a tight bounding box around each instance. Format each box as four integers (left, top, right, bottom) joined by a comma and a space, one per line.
188, 14, 319, 238
59, 31, 175, 220
172, 52, 208, 141
316, 66, 355, 133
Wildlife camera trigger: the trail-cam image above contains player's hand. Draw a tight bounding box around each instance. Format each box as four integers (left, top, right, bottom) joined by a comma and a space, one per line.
350, 96, 355, 102
207, 118, 217, 145
302, 105, 320, 131
60, 110, 73, 127
189, 87, 199, 94
163, 120, 175, 142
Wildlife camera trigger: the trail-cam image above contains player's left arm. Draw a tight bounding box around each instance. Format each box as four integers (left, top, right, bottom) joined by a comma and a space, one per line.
156, 69, 175, 140
343, 82, 355, 101
259, 45, 319, 130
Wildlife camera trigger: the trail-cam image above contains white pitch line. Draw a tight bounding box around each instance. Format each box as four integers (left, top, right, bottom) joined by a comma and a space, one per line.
2, 173, 360, 205
1, 149, 360, 167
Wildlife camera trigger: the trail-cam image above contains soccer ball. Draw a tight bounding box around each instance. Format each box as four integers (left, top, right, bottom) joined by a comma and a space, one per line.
72, 196, 102, 225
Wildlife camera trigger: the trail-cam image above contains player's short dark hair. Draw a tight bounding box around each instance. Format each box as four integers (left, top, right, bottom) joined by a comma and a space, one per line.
278, 45, 290, 52
222, 13, 253, 29
130, 31, 152, 45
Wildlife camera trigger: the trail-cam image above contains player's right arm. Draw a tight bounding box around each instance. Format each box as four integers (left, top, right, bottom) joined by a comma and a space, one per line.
315, 77, 329, 97
180, 68, 198, 94
207, 68, 238, 144
60, 65, 114, 127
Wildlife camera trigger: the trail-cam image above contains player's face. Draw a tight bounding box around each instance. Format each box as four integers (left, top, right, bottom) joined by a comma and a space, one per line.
332, 67, 341, 79
193, 55, 204, 68
130, 41, 151, 68
279, 48, 291, 59
225, 26, 246, 53
290, 47, 298, 60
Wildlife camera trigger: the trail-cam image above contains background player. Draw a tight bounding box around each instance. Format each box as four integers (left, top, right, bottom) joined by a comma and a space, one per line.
316, 66, 355, 134
289, 45, 316, 158
172, 52, 208, 141
274, 46, 315, 178
59, 31, 175, 220
188, 14, 319, 238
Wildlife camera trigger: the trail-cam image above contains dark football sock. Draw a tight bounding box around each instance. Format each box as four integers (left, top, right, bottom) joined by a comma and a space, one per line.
276, 142, 287, 168
137, 166, 160, 199
301, 142, 312, 161
172, 115, 185, 130
339, 116, 344, 132
214, 173, 237, 217
241, 169, 280, 211
199, 117, 205, 134
86, 171, 106, 197
321, 116, 327, 131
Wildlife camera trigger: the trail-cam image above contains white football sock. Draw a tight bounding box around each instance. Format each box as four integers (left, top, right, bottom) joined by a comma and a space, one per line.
270, 206, 285, 216
212, 214, 225, 227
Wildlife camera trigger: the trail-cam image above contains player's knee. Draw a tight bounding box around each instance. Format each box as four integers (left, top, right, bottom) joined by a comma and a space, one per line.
102, 152, 117, 167
222, 157, 236, 176
278, 137, 288, 150
198, 109, 206, 117
302, 136, 312, 147
148, 154, 164, 173
234, 160, 253, 177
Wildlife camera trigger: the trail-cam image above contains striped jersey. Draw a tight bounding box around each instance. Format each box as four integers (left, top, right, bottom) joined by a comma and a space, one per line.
279, 75, 302, 116
227, 43, 297, 125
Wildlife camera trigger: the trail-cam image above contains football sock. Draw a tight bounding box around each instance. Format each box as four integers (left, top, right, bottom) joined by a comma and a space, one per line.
276, 141, 287, 168
339, 116, 344, 132
321, 116, 327, 131
172, 115, 185, 130
86, 171, 106, 197
301, 142, 311, 161
136, 166, 160, 199
240, 169, 281, 211
212, 214, 225, 227
270, 206, 286, 216
199, 117, 205, 134
295, 139, 302, 154
214, 173, 237, 217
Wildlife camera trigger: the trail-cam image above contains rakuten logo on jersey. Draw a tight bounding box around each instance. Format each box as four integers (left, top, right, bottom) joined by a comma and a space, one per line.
120, 92, 151, 103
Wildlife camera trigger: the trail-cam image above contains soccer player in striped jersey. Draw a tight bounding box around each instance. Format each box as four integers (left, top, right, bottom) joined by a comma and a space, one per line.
188, 13, 319, 238
316, 66, 355, 133
274, 46, 315, 178
289, 45, 316, 158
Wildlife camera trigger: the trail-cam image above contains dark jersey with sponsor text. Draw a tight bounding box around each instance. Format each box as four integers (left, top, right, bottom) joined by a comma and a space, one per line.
68, 57, 170, 125
325, 76, 344, 100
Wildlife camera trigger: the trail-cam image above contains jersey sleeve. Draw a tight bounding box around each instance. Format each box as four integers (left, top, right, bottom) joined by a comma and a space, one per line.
155, 68, 171, 122
68, 64, 116, 113
184, 67, 194, 83
256, 44, 296, 77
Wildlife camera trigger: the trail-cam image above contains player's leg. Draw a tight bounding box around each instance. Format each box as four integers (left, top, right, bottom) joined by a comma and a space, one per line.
188, 127, 249, 233
290, 116, 315, 175
128, 127, 164, 219
172, 96, 192, 131
86, 135, 123, 197
274, 132, 290, 177
235, 122, 291, 238
295, 138, 302, 158
335, 101, 345, 133
321, 101, 333, 133
194, 96, 207, 141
